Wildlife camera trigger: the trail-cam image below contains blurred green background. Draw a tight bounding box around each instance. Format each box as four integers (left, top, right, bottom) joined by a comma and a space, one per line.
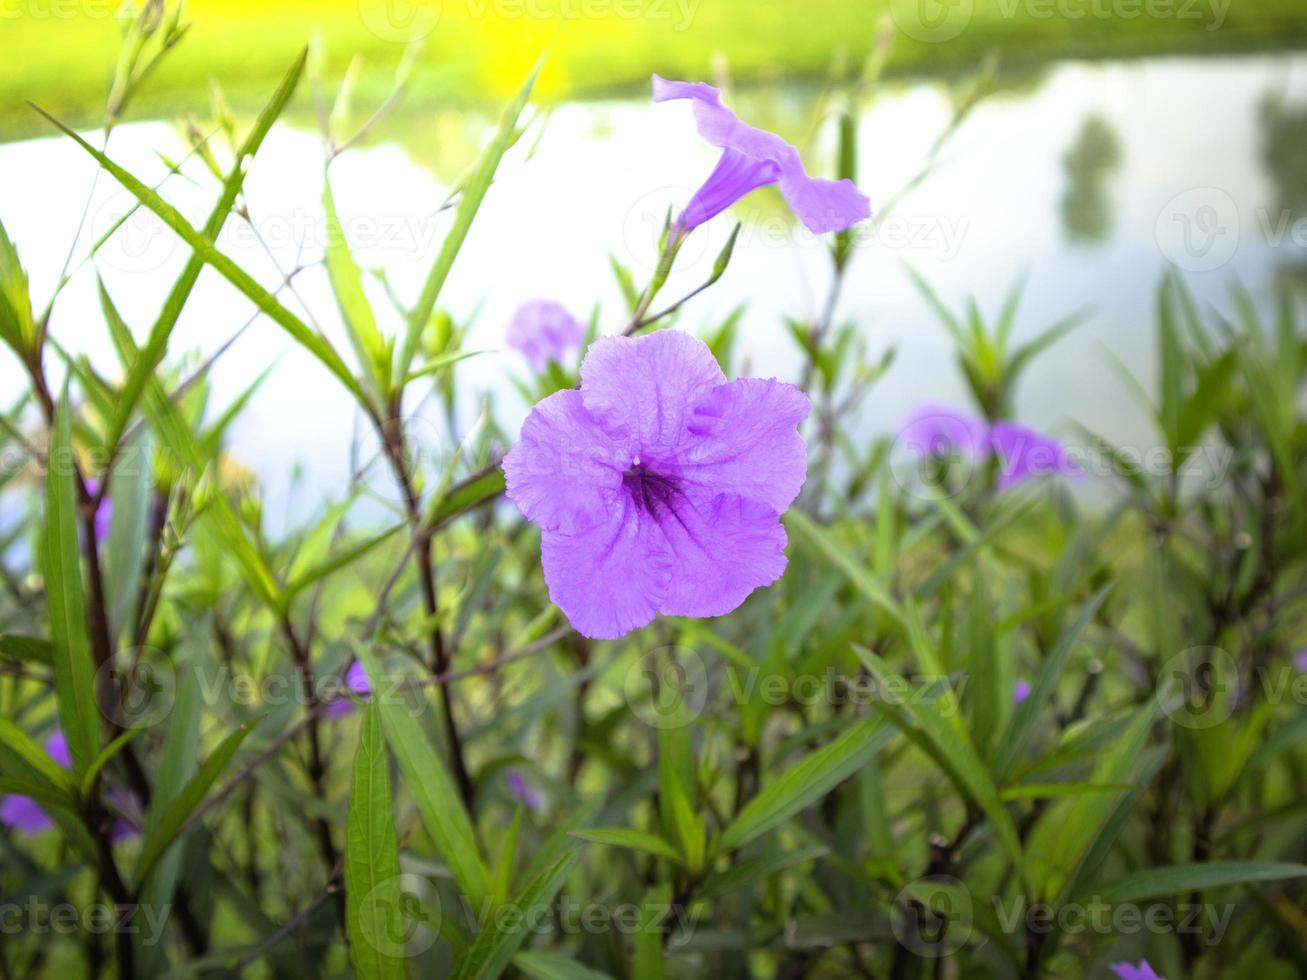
5, 0, 1307, 138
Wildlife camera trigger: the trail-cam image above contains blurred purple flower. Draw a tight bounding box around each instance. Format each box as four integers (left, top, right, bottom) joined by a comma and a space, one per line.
507, 300, 586, 373
84, 478, 112, 542
324, 661, 371, 720
652, 75, 870, 235
1294, 649, 1307, 673
1110, 961, 1163, 980
899, 404, 989, 458
988, 421, 1082, 489
106, 787, 141, 844
0, 731, 70, 836
898, 406, 1081, 490
1013, 680, 1032, 704
503, 330, 808, 639
505, 770, 544, 812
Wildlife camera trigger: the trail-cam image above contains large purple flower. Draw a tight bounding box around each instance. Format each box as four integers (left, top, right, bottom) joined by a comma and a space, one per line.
652, 75, 870, 235
507, 300, 586, 373
1110, 961, 1163, 980
503, 330, 809, 640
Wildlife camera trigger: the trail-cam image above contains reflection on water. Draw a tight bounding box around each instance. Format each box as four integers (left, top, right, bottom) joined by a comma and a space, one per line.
0, 53, 1305, 524
1060, 114, 1122, 245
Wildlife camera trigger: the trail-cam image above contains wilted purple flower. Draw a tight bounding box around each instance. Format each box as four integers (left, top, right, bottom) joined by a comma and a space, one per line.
503, 330, 809, 640
324, 661, 371, 719
507, 300, 586, 373
898, 406, 1081, 490
652, 75, 870, 235
0, 731, 70, 836
1110, 961, 1163, 980
1013, 680, 1032, 704
505, 770, 544, 812
988, 421, 1082, 489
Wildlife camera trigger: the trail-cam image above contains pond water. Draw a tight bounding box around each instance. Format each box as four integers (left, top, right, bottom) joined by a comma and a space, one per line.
1, 52, 1305, 526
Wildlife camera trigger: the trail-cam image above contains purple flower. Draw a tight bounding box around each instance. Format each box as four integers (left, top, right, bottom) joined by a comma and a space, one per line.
652, 75, 870, 235
1110, 961, 1163, 980
324, 661, 371, 719
507, 300, 586, 373
505, 770, 544, 812
1294, 649, 1307, 673
0, 731, 70, 836
899, 404, 989, 459
988, 421, 1082, 489
503, 330, 809, 640
898, 406, 1081, 490
1013, 680, 1032, 704
84, 478, 112, 542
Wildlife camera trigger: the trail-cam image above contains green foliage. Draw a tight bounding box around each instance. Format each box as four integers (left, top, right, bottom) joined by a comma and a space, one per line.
0, 23, 1305, 980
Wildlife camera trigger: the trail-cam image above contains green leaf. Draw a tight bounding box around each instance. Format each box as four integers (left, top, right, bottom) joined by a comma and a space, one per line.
106, 50, 311, 447
324, 175, 390, 397
721, 716, 888, 852
79, 726, 146, 799
1082, 862, 1307, 905
514, 952, 616, 980
283, 523, 404, 604
43, 390, 100, 774
854, 647, 1026, 882
428, 466, 506, 531
357, 647, 491, 909
571, 828, 684, 865
134, 716, 260, 886
0, 634, 54, 666
398, 59, 540, 380
33, 100, 368, 409
345, 702, 406, 980
452, 850, 579, 980
784, 509, 904, 627
0, 216, 34, 354
0, 717, 77, 804
699, 846, 828, 900
992, 584, 1111, 780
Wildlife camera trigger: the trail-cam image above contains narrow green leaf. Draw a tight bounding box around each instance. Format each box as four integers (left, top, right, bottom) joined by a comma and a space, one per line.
134, 716, 260, 885
43, 391, 100, 773
721, 716, 888, 852
514, 952, 615, 980
571, 828, 684, 865
398, 60, 540, 380
1083, 862, 1307, 905
0, 634, 54, 666
784, 509, 904, 627
345, 702, 406, 980
699, 846, 828, 900
993, 584, 1112, 780
324, 175, 390, 396
357, 647, 491, 909
452, 850, 579, 980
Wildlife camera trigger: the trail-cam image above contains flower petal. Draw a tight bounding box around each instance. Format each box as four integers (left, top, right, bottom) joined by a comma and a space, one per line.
899, 404, 989, 458
504, 389, 627, 535
0, 795, 53, 834
674, 377, 810, 512
507, 299, 585, 372
988, 421, 1081, 488
579, 331, 725, 458
777, 167, 871, 235
678, 148, 781, 232
541, 497, 673, 640
658, 491, 788, 619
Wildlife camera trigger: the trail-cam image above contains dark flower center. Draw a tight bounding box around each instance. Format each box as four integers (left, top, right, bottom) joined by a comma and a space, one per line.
622, 462, 681, 518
